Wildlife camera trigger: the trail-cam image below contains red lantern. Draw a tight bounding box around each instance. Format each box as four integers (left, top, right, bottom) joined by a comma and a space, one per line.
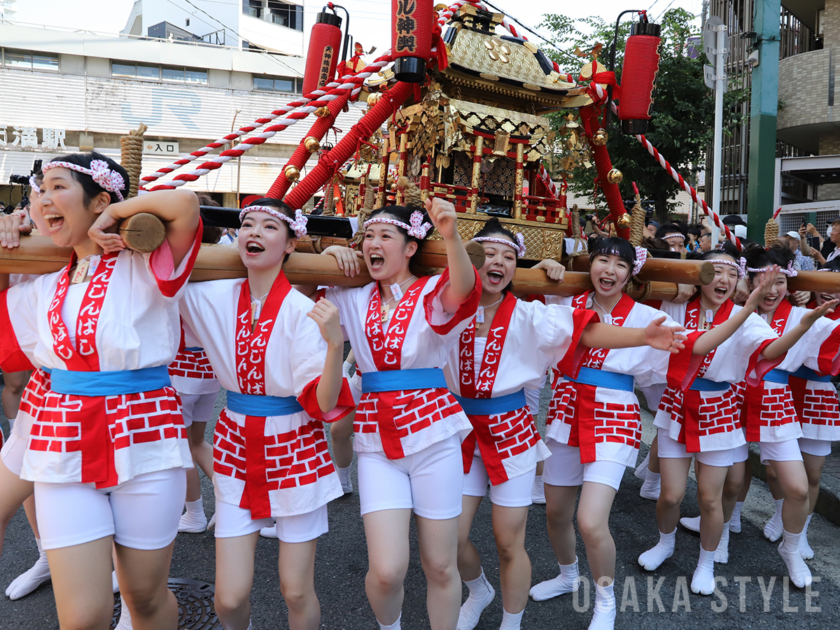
391, 0, 434, 83
618, 19, 661, 135
302, 10, 343, 97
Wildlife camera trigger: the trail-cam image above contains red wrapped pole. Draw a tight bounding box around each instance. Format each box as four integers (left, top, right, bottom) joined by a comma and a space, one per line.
285, 82, 415, 209
580, 106, 629, 239
392, 0, 435, 82
302, 9, 343, 96
618, 19, 661, 135
265, 89, 351, 199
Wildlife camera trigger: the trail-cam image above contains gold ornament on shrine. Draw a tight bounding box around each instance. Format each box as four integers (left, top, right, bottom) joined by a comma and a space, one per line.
592, 128, 608, 146
314, 106, 331, 118
284, 165, 301, 182
617, 213, 631, 229
304, 137, 321, 153
607, 168, 623, 185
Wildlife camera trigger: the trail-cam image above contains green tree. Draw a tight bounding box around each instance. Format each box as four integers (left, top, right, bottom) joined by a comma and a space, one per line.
540, 8, 745, 224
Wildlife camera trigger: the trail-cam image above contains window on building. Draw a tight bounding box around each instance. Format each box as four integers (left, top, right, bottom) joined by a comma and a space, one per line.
243, 0, 262, 19
253, 75, 300, 93
111, 61, 207, 84
268, 1, 303, 31
2, 49, 59, 71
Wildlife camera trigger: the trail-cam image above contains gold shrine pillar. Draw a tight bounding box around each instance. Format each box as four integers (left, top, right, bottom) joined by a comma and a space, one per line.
469, 136, 484, 214
513, 142, 525, 220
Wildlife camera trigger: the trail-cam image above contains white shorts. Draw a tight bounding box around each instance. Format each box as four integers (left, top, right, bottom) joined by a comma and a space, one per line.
357, 434, 464, 519
179, 392, 217, 428
542, 440, 626, 491
732, 442, 749, 463
799, 437, 832, 457
759, 439, 803, 465
657, 429, 741, 467
34, 468, 186, 551
214, 501, 329, 543
463, 454, 535, 508
1, 428, 26, 476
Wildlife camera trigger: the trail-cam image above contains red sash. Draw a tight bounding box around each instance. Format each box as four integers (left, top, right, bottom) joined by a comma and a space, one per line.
679, 298, 735, 450
364, 276, 432, 371
234, 272, 292, 519
48, 252, 118, 371
742, 300, 793, 439
457, 293, 520, 475
570, 293, 635, 461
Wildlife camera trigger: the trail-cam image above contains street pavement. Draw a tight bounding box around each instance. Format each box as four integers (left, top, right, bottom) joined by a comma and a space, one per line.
1, 386, 839, 629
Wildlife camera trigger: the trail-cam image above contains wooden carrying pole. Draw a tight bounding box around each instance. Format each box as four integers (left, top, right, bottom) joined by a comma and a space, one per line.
570, 256, 716, 286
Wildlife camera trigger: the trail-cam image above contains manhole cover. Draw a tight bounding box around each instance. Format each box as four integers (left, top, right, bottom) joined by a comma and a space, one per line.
111, 578, 220, 629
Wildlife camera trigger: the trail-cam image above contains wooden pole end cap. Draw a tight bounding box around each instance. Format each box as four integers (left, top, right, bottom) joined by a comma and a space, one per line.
119, 213, 166, 253
465, 240, 486, 270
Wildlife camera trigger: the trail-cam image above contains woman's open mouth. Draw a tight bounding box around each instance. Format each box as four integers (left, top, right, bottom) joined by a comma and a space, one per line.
714, 286, 728, 298
369, 253, 385, 271
43, 213, 64, 233
598, 278, 616, 291
486, 270, 504, 285
245, 241, 265, 256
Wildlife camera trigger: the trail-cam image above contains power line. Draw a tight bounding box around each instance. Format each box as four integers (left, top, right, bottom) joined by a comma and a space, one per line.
476, 0, 565, 53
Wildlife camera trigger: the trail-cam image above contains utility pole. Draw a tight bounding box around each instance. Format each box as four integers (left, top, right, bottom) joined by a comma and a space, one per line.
704, 16, 728, 246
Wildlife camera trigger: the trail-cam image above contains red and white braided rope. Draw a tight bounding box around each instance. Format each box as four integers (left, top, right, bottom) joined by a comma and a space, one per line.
588, 82, 742, 250
147, 1, 468, 191
538, 163, 558, 198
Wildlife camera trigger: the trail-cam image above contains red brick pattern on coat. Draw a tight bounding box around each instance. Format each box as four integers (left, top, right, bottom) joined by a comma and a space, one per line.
17, 369, 49, 420
168, 350, 216, 380
759, 390, 797, 429
592, 401, 642, 449
802, 390, 840, 426
354, 388, 462, 439
488, 407, 540, 460
28, 387, 185, 454
213, 410, 335, 490
696, 392, 739, 437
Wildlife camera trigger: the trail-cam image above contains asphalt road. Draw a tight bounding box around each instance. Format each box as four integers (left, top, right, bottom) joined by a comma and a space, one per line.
1, 386, 839, 629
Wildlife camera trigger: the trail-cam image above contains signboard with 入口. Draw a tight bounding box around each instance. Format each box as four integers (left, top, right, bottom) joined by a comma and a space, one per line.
143, 141, 180, 155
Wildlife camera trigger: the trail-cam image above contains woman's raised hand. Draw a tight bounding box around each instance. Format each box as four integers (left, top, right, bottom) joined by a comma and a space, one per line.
533, 259, 566, 282
425, 197, 458, 241
644, 315, 687, 353
308, 298, 344, 348
88, 207, 126, 254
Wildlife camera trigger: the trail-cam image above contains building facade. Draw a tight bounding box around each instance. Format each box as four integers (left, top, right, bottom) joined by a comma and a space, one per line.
0, 14, 366, 210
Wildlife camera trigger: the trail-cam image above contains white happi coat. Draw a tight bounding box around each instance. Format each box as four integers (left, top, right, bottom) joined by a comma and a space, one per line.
745, 301, 840, 442
181, 275, 353, 518
654, 299, 780, 450
545, 292, 677, 467
443, 294, 594, 484
168, 323, 221, 396
326, 268, 481, 460
0, 233, 201, 487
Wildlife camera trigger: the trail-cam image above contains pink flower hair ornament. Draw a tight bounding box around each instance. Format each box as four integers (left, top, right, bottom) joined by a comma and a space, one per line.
633, 247, 648, 276
239, 205, 308, 238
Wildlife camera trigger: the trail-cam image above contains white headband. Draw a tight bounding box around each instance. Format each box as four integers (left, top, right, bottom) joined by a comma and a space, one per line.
472, 234, 526, 258
663, 233, 685, 241
745, 260, 798, 278
29, 176, 41, 194
239, 205, 308, 238
42, 160, 125, 202
707, 257, 747, 279
364, 210, 432, 240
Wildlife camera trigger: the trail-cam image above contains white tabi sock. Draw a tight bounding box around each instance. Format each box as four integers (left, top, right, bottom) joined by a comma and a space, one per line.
639, 472, 661, 501
378, 614, 401, 630
178, 499, 208, 533
691, 546, 716, 595
730, 501, 744, 533
5, 538, 51, 599
457, 568, 495, 630
499, 608, 525, 630
634, 451, 650, 480
588, 582, 616, 630
779, 529, 812, 588
715, 520, 731, 564
800, 514, 814, 560
764, 498, 784, 542
337, 465, 353, 493
115, 596, 133, 630
529, 557, 579, 601
638, 529, 675, 571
